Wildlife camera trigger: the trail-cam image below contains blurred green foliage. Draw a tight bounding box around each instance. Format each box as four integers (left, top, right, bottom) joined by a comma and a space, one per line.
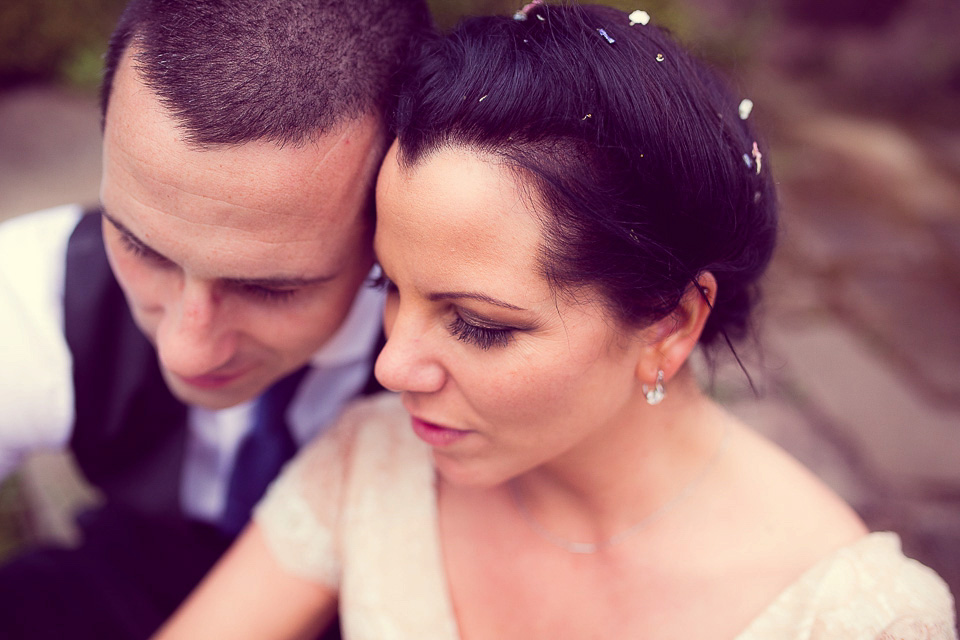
427, 0, 688, 34
0, 0, 126, 89
427, 0, 730, 64
2, 0, 953, 121
0, 0, 715, 90
424, 0, 767, 81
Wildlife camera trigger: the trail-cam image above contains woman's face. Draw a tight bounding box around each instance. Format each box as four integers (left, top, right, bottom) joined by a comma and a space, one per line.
374, 144, 648, 487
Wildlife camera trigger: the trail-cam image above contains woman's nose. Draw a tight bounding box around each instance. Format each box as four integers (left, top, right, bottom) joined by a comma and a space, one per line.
374, 307, 446, 394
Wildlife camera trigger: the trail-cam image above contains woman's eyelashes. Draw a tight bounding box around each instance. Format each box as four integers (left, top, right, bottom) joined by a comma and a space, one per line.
448, 315, 514, 350
373, 267, 519, 350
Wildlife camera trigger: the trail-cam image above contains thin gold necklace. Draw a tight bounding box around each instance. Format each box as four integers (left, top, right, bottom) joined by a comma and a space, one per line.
509, 424, 731, 554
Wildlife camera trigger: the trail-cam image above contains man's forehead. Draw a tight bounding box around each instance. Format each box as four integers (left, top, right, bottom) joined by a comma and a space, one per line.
107, 53, 385, 206
103, 115, 383, 230
109, 112, 383, 206
102, 201, 360, 281
102, 49, 381, 282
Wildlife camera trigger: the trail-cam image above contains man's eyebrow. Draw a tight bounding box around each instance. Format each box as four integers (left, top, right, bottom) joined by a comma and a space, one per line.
427, 291, 526, 311
101, 209, 169, 260
102, 207, 338, 289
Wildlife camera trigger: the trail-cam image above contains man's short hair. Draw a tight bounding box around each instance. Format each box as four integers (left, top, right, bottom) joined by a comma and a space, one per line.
101, 0, 432, 145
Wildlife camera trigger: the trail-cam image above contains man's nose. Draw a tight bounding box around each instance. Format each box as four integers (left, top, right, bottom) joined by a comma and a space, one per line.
374, 309, 446, 394
156, 278, 237, 377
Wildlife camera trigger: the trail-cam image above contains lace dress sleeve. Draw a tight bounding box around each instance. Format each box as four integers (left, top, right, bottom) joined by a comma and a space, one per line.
252, 400, 365, 589
869, 565, 958, 640
806, 534, 957, 640
877, 617, 957, 640
739, 533, 957, 640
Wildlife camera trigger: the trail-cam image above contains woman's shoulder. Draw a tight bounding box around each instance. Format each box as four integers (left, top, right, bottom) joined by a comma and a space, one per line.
257, 391, 415, 517
252, 392, 427, 586
731, 415, 866, 535
337, 390, 409, 430
282, 392, 421, 487
679, 414, 870, 628
740, 532, 957, 639
712, 417, 955, 637
333, 391, 431, 478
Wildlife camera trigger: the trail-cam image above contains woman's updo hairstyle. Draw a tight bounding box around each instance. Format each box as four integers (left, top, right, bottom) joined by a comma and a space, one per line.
393, 2, 777, 361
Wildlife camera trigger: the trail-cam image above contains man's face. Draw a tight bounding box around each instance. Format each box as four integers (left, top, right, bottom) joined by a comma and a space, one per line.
99, 51, 382, 409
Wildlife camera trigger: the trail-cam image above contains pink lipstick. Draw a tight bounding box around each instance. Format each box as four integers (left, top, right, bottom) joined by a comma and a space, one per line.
410, 417, 471, 447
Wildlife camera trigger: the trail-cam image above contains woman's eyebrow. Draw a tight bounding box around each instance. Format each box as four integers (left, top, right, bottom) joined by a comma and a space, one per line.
427, 290, 527, 311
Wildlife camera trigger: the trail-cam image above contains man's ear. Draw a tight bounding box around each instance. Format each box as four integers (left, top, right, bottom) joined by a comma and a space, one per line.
636, 272, 717, 386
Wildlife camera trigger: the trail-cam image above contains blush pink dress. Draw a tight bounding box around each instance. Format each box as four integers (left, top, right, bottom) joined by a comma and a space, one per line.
254, 393, 957, 640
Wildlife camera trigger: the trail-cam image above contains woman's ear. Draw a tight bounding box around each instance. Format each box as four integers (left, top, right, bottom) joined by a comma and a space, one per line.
636, 272, 717, 386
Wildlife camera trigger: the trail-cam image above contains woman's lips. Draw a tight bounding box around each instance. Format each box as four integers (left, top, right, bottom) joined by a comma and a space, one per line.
410, 417, 472, 447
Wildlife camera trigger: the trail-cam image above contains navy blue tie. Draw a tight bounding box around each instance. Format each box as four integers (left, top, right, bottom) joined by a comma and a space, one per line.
218, 365, 309, 536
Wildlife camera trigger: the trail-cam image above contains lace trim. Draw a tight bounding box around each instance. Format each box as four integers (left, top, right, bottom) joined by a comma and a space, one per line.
254, 464, 340, 588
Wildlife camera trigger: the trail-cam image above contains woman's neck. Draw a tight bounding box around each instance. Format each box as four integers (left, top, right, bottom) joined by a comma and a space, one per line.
506, 370, 731, 549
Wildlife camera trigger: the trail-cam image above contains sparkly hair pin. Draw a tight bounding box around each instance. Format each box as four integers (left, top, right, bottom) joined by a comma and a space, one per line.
597, 28, 615, 44
629, 10, 650, 26
513, 0, 543, 21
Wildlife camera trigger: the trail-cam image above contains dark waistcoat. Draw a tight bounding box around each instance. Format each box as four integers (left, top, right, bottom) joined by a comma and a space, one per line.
64, 211, 189, 521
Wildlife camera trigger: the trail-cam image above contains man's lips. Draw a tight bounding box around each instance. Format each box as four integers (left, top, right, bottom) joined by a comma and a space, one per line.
176, 370, 247, 390
410, 416, 472, 447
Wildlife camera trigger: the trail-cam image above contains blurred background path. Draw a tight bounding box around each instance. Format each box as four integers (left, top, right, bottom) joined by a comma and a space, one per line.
1, 0, 958, 617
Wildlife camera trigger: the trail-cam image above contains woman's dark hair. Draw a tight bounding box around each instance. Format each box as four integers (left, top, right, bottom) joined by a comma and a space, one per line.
393, 3, 777, 366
